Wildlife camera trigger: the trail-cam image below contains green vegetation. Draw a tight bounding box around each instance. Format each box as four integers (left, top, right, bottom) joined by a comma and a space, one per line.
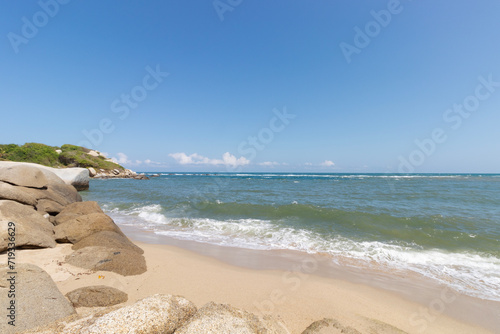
0, 143, 124, 171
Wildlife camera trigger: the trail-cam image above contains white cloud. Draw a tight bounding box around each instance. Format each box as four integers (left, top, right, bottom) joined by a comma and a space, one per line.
258, 161, 280, 166
320, 160, 335, 167
112, 152, 130, 164
169, 152, 250, 167
305, 162, 313, 166
111, 153, 161, 166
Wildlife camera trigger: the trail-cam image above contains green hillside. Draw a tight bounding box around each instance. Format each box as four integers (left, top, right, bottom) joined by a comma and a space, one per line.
0, 143, 124, 171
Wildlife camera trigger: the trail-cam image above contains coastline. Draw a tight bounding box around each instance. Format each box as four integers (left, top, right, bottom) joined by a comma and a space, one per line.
9, 225, 496, 334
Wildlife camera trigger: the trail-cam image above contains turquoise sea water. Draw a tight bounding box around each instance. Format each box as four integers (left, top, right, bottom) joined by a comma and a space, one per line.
81, 173, 500, 302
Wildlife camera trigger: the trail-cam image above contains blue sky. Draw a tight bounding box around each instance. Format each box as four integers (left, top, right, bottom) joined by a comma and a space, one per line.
1, 0, 499, 172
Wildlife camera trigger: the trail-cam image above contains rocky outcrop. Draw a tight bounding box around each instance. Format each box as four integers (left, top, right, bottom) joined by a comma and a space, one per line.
0, 200, 56, 252
66, 246, 147, 276
0, 164, 82, 210
0, 161, 89, 191
93, 168, 151, 180
175, 302, 287, 334
0, 264, 75, 334
66, 286, 128, 307
72, 231, 144, 254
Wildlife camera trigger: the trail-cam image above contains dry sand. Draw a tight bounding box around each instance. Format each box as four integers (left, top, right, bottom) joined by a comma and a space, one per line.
5, 239, 495, 334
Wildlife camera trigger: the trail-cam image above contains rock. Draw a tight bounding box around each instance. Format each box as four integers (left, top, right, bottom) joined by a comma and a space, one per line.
54, 201, 104, 226
65, 286, 128, 307
36, 199, 65, 215
0, 161, 89, 191
112, 169, 120, 175
87, 150, 100, 157
55, 149, 62, 154
25, 184, 81, 207
301, 318, 361, 334
0, 264, 75, 333
72, 231, 144, 254
125, 169, 137, 176
51, 167, 89, 191
134, 174, 150, 180
0, 164, 49, 189
54, 213, 124, 243
78, 294, 196, 334
0, 181, 38, 206
65, 246, 147, 276
88, 167, 97, 177
175, 302, 285, 334
35, 294, 193, 334
0, 200, 56, 252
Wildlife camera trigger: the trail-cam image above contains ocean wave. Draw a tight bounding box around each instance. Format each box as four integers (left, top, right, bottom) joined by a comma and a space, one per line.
107, 203, 500, 302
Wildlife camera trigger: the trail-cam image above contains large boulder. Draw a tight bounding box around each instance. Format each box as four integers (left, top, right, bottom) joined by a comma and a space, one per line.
65, 246, 147, 276
175, 302, 286, 334
49, 167, 89, 191
0, 161, 89, 191
54, 213, 124, 243
88, 167, 97, 177
0, 181, 38, 206
301, 318, 361, 334
0, 264, 75, 333
0, 164, 50, 188
65, 285, 128, 307
54, 201, 104, 226
72, 231, 144, 254
0, 200, 56, 252
65, 294, 196, 334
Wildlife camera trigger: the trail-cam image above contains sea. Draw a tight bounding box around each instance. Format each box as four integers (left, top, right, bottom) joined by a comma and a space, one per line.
81, 173, 500, 303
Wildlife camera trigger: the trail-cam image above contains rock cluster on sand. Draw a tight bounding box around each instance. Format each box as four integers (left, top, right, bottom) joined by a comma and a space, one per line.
25, 295, 291, 334
0, 164, 81, 252
0, 164, 146, 278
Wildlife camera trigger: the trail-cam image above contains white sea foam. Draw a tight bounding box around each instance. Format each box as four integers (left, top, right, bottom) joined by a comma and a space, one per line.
108, 204, 500, 302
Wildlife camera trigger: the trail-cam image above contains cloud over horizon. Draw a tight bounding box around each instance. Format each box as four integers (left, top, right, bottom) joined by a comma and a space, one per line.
320, 160, 335, 167
169, 152, 250, 167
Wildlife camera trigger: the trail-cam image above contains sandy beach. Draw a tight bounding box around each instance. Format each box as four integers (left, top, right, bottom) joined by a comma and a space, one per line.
6, 230, 496, 334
